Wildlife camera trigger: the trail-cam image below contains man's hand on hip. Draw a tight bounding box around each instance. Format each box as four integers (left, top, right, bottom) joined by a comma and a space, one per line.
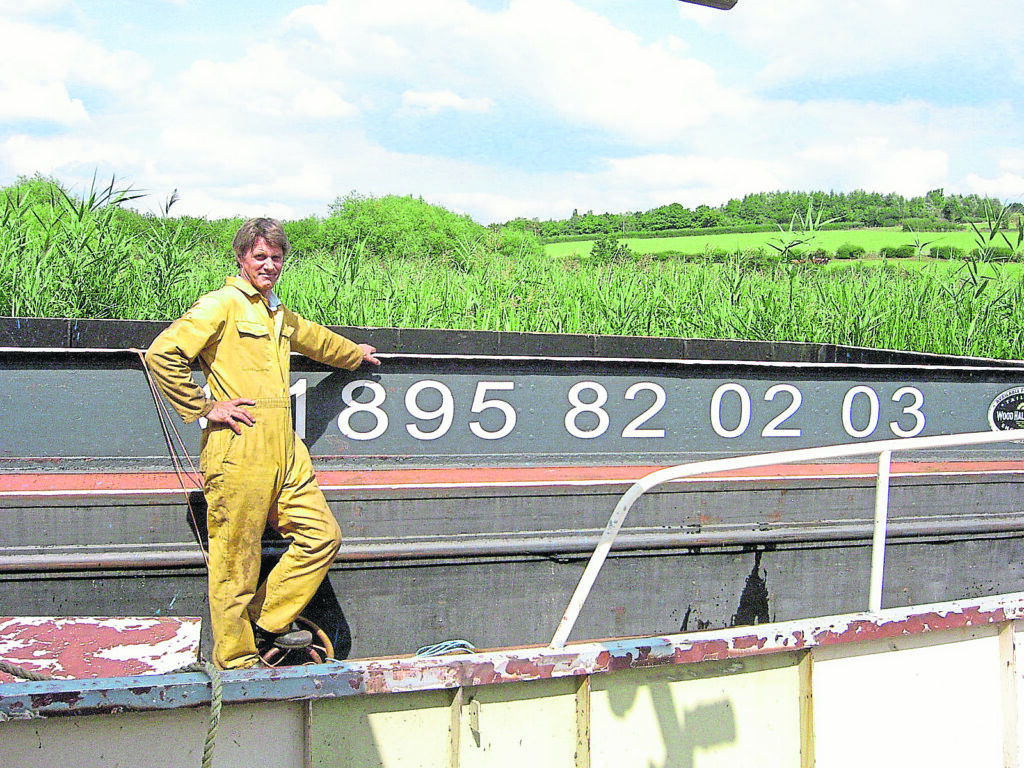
205, 398, 257, 434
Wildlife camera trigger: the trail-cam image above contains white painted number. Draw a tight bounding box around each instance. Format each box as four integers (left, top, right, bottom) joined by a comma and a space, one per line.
405, 380, 454, 441
622, 382, 666, 438
762, 384, 802, 438
842, 386, 879, 438
710, 383, 751, 438
565, 382, 610, 439
290, 378, 307, 440
309, 376, 928, 446
338, 380, 389, 440
890, 386, 925, 437
469, 382, 517, 440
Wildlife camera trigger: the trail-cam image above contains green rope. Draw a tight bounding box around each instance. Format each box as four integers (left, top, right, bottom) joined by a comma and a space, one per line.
415, 639, 477, 657
173, 661, 223, 768
0, 659, 54, 682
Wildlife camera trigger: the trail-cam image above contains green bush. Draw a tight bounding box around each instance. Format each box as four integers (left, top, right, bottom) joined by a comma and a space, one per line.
929, 245, 965, 259
589, 234, 636, 263
740, 248, 783, 270
283, 216, 324, 256
325, 193, 484, 259
971, 246, 1015, 262
880, 245, 916, 259
835, 242, 866, 260
493, 226, 545, 260
703, 247, 734, 263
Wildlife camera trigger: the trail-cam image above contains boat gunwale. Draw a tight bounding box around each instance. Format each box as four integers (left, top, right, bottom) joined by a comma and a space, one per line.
2, 591, 1021, 720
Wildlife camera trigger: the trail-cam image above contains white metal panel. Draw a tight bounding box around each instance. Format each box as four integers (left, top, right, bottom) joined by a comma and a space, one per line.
0, 700, 305, 768
813, 626, 1003, 767
457, 679, 579, 768
589, 653, 802, 768
1013, 620, 1024, 768
313, 688, 453, 767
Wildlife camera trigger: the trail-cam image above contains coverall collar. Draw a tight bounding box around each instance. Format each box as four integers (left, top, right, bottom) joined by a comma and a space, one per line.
226, 275, 282, 310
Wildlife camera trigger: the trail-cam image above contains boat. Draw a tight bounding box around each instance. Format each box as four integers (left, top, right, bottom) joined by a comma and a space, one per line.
2, 317, 1024, 765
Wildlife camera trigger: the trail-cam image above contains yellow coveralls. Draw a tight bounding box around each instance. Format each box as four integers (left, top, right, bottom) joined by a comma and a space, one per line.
145, 275, 365, 669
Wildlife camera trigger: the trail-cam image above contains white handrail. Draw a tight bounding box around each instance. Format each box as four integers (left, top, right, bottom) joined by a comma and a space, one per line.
869, 450, 892, 613
549, 429, 1024, 648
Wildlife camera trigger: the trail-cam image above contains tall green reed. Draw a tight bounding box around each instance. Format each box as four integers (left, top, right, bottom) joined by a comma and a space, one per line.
3, 179, 1024, 359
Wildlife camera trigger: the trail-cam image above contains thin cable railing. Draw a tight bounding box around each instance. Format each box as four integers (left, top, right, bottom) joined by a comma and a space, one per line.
549, 429, 1024, 649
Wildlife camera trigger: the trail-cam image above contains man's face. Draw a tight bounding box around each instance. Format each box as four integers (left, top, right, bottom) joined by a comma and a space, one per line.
237, 237, 284, 297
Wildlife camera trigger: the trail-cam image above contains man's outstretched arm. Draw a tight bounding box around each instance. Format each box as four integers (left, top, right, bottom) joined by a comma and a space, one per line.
287, 310, 381, 370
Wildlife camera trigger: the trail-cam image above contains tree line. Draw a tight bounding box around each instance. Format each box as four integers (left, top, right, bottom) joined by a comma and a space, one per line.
505, 189, 1017, 240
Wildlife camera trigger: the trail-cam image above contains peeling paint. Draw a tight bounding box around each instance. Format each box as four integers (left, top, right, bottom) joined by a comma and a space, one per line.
4, 593, 1024, 720
0, 616, 200, 682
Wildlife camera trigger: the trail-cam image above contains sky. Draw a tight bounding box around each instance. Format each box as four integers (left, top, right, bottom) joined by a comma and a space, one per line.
1, 0, 1023, 224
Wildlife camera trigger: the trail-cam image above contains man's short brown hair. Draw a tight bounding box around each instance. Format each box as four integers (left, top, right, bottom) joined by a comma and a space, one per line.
232, 218, 291, 260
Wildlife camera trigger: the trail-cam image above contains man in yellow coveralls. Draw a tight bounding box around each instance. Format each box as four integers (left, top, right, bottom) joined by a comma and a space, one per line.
146, 217, 380, 669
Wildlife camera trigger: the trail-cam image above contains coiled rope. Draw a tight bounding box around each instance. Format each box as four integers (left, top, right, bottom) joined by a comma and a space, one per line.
415, 639, 477, 657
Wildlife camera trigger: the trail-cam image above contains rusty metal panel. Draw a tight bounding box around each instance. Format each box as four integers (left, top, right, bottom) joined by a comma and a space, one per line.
0, 616, 200, 681
3, 525, 1024, 662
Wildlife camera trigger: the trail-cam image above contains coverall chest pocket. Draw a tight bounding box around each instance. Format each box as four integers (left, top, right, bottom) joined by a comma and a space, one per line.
234, 320, 273, 371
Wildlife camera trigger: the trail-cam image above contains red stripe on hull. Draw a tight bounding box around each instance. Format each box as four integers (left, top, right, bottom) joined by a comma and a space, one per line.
2, 460, 1024, 494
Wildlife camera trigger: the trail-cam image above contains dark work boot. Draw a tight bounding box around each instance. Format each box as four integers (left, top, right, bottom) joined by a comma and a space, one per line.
253, 622, 313, 652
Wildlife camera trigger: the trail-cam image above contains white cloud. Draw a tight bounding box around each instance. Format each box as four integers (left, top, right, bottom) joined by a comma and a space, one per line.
487, 0, 749, 142
0, 18, 150, 125
286, 0, 749, 143
965, 174, 1024, 204
178, 45, 335, 118
681, 0, 1024, 88
400, 90, 494, 114
997, 150, 1024, 175
0, 134, 143, 177
0, 0, 72, 16
796, 139, 948, 197
0, 0, 1020, 227
0, 19, 148, 91
602, 154, 780, 206
0, 82, 88, 124
292, 86, 358, 119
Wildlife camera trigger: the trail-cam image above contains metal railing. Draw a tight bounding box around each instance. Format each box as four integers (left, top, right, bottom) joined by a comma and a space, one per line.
549, 429, 1024, 648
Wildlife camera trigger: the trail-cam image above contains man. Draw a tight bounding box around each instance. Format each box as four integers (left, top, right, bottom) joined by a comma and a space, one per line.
146, 217, 380, 669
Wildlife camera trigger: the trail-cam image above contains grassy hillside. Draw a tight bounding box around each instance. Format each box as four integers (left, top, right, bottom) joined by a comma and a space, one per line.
546, 228, 1009, 260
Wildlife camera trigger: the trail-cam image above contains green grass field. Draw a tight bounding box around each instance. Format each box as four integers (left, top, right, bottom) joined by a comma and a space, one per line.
545, 227, 997, 260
